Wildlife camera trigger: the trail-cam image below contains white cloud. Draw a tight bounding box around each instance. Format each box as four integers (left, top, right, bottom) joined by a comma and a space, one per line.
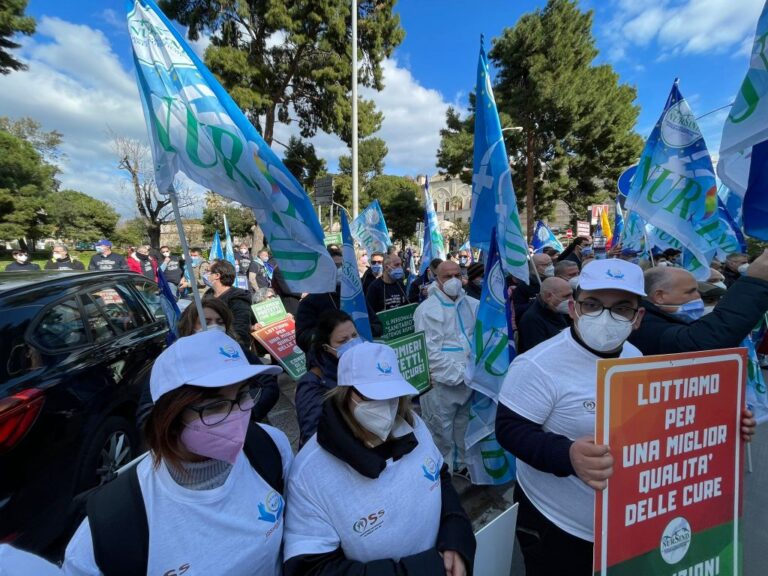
604, 0, 765, 60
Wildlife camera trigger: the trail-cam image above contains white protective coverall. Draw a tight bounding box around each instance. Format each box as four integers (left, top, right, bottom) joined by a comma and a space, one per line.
414, 283, 478, 470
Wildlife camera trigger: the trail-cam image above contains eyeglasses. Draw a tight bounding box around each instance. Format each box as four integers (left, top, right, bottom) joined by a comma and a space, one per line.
186, 386, 262, 426
576, 299, 638, 322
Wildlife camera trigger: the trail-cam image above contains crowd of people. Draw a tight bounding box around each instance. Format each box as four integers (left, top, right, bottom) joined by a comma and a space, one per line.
2, 232, 763, 575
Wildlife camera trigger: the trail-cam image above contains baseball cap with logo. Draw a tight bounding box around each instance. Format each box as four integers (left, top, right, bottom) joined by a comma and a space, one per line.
94, 239, 112, 247
578, 258, 646, 296
337, 341, 417, 400
150, 330, 282, 401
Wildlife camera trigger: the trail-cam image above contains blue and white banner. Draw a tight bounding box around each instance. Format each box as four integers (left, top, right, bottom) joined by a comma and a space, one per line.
613, 201, 625, 249
340, 209, 372, 341
626, 81, 730, 280
620, 210, 646, 254
465, 228, 516, 485
420, 176, 447, 275
157, 266, 181, 345
127, 0, 334, 293
209, 230, 223, 261
531, 221, 564, 253
223, 214, 237, 267
471, 40, 529, 283
350, 200, 392, 256
718, 0, 768, 240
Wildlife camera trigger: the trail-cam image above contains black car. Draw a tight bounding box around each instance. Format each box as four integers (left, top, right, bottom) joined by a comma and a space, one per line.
0, 271, 172, 558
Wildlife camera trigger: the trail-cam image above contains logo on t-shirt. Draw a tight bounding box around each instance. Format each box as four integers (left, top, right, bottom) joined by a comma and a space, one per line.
258, 489, 284, 536
352, 509, 385, 537
582, 400, 596, 413
421, 457, 440, 484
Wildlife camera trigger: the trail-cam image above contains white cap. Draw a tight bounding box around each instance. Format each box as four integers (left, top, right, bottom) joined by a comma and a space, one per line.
337, 342, 418, 400
578, 258, 646, 296
150, 330, 282, 401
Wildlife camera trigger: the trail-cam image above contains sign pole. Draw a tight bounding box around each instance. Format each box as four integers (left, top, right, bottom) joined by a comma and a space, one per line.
170, 188, 207, 330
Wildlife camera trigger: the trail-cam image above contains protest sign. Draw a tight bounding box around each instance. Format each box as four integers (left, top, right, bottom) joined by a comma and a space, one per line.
378, 303, 418, 341
251, 298, 287, 326
594, 349, 746, 576
386, 331, 430, 393
324, 233, 342, 247
577, 221, 591, 237
252, 317, 306, 380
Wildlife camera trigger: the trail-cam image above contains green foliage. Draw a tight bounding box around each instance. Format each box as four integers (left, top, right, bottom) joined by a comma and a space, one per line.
114, 217, 150, 247
0, 117, 64, 164
336, 136, 388, 207
0, 0, 35, 74
160, 0, 403, 145
368, 176, 421, 247
282, 136, 327, 191
436, 0, 643, 231
0, 129, 56, 241
48, 190, 119, 241
201, 191, 255, 239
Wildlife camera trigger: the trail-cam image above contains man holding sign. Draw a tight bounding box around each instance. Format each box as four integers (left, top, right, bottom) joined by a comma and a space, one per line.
495, 259, 755, 575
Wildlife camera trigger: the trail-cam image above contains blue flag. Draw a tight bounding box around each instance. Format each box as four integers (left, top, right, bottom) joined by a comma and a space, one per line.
350, 200, 393, 256
471, 40, 529, 283
340, 210, 372, 341
420, 176, 447, 275
531, 221, 564, 253
127, 0, 334, 293
718, 0, 768, 240
613, 201, 625, 248
209, 230, 223, 261
459, 240, 473, 263
626, 80, 730, 280
621, 210, 647, 255
223, 214, 237, 267
465, 227, 516, 485
156, 266, 181, 345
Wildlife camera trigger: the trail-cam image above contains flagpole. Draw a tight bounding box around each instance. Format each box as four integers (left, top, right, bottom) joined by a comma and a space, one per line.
351, 0, 359, 220
170, 188, 207, 330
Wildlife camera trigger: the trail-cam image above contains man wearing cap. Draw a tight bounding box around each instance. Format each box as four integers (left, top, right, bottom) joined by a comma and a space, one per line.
496, 259, 646, 574
415, 260, 478, 474
517, 276, 572, 354
88, 239, 128, 271
5, 249, 40, 271
628, 250, 768, 355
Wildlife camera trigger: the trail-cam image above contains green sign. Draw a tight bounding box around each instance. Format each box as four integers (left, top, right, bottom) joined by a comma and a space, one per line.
378, 303, 418, 341
251, 298, 287, 325
387, 331, 430, 394
324, 233, 342, 246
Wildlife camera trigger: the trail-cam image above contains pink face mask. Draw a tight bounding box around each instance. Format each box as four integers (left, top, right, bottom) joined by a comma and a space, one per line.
180, 408, 250, 464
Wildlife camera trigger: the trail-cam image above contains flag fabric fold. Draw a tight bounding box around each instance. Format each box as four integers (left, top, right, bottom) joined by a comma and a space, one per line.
209, 230, 223, 261
600, 207, 614, 249
718, 0, 768, 240
223, 214, 237, 267
464, 227, 516, 485
157, 266, 181, 345
613, 202, 625, 250
420, 176, 447, 275
126, 0, 334, 293
531, 221, 564, 254
350, 200, 393, 256
340, 209, 373, 341
471, 40, 529, 283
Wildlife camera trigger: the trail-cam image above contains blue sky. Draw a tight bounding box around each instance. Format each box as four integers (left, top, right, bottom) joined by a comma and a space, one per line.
2, 0, 763, 217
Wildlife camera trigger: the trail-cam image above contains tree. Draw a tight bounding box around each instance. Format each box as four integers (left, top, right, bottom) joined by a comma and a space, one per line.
48, 190, 119, 241
201, 191, 255, 239
437, 0, 643, 236
112, 135, 194, 249
160, 0, 403, 146
0, 129, 56, 245
282, 136, 326, 192
0, 116, 64, 164
0, 0, 35, 74
114, 217, 151, 247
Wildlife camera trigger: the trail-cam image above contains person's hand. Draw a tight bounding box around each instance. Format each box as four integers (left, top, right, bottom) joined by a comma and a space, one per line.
286, 313, 294, 320
251, 323, 263, 332
746, 249, 768, 281
440, 550, 466, 576
742, 408, 757, 442
569, 437, 614, 490
608, 243, 623, 256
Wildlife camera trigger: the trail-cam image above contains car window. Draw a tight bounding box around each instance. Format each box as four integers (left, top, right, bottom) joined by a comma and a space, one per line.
32, 299, 89, 350
133, 281, 168, 322
85, 287, 138, 337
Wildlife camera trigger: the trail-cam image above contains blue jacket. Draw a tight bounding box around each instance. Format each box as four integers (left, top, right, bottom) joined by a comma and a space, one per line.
295, 351, 338, 446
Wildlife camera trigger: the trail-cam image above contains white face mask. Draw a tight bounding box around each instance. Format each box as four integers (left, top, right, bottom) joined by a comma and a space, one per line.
542, 264, 555, 278
16, 255, 28, 263
703, 305, 715, 315
568, 276, 580, 291
712, 281, 727, 290
441, 277, 463, 298
353, 397, 399, 442
555, 300, 570, 314
738, 263, 749, 275
196, 324, 227, 334
576, 309, 633, 352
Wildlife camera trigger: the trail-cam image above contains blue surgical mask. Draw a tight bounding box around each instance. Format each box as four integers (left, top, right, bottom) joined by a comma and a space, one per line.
202, 273, 213, 288
389, 267, 404, 280
371, 263, 383, 275
671, 298, 705, 322
95, 246, 105, 254
328, 336, 363, 358
581, 248, 594, 257
192, 256, 202, 266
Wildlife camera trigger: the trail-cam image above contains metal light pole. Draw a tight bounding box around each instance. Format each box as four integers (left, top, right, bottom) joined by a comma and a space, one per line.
351, 0, 359, 219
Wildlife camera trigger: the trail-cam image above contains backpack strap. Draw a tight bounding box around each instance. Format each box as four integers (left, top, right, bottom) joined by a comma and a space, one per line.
243, 423, 284, 494
86, 464, 148, 576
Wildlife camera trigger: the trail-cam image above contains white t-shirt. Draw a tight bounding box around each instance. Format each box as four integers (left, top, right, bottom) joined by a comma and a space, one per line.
283, 415, 443, 563
63, 425, 293, 576
498, 329, 641, 541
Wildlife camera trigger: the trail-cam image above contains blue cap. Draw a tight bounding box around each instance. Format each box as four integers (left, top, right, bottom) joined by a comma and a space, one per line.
95, 239, 112, 247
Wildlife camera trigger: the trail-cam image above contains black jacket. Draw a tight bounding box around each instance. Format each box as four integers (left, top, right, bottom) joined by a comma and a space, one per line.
44, 256, 85, 270
517, 297, 570, 353
5, 261, 40, 271
628, 276, 768, 355
408, 273, 433, 304
295, 289, 383, 353
208, 287, 255, 347
284, 401, 476, 576
511, 277, 541, 321
365, 277, 409, 313
722, 266, 741, 288
464, 281, 482, 301
271, 261, 302, 315
294, 351, 338, 446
